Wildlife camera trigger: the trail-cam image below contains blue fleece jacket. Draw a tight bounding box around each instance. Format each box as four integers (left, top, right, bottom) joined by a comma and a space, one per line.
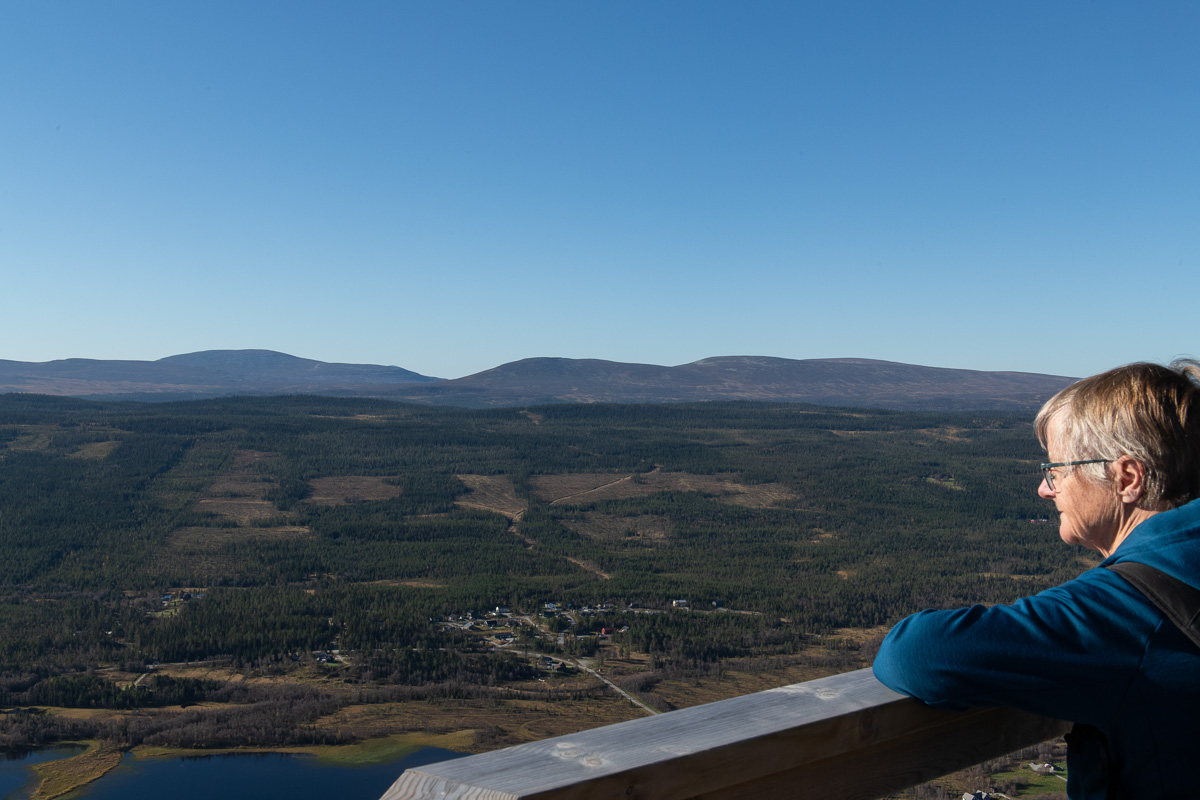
873, 498, 1200, 799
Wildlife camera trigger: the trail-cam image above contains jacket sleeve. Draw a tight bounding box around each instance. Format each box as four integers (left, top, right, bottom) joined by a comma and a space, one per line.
872, 570, 1158, 727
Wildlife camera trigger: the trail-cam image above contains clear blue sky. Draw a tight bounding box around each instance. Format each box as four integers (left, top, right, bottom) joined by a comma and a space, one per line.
3, 2, 1196, 380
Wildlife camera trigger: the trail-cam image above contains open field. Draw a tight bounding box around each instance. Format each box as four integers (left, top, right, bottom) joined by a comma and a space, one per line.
564, 511, 674, 543
530, 470, 798, 508
131, 730, 476, 765
167, 526, 314, 546
306, 476, 404, 505
454, 474, 527, 518
314, 691, 642, 752
154, 525, 314, 581
191, 450, 284, 524
66, 440, 122, 460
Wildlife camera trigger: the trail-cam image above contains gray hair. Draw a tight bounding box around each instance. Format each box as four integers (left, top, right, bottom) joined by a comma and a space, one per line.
1035, 359, 1200, 510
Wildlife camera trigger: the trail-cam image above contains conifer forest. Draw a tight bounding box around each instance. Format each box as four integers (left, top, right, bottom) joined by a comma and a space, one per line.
0, 394, 1083, 752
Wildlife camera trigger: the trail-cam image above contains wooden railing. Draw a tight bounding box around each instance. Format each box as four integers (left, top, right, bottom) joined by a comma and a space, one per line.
380, 668, 1069, 800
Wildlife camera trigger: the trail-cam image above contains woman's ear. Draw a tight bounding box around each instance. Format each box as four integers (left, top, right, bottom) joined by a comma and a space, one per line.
1112, 456, 1147, 504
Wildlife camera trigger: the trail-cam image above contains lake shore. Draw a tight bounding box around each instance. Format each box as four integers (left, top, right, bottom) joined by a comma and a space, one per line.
131, 729, 476, 765
16, 650, 848, 800
29, 742, 123, 800
26, 731, 474, 800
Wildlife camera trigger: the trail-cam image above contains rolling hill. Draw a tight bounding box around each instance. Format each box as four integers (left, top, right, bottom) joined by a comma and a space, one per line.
0, 350, 439, 400
0, 351, 1075, 410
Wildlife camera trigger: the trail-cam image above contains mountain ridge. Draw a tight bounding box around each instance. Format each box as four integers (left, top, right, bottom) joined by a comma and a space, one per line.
0, 349, 439, 399
0, 350, 1077, 411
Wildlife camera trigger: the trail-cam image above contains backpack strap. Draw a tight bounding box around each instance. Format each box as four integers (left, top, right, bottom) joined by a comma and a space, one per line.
1107, 561, 1200, 651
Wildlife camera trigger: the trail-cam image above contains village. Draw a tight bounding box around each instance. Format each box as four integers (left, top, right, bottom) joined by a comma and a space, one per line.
144, 588, 711, 677
432, 600, 700, 675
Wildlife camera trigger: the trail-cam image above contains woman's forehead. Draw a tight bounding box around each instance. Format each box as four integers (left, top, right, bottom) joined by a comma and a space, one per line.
1044, 413, 1063, 446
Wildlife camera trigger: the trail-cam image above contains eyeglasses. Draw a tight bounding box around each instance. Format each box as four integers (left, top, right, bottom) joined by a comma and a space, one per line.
1040, 460, 1110, 492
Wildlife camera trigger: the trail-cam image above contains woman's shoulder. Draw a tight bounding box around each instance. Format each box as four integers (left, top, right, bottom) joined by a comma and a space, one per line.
1107, 498, 1200, 585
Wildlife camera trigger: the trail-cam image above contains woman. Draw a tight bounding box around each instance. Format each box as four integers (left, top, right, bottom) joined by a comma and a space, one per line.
873, 360, 1200, 799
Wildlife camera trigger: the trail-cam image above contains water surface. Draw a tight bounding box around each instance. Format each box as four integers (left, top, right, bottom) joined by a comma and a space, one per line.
0, 746, 86, 800
1, 746, 460, 800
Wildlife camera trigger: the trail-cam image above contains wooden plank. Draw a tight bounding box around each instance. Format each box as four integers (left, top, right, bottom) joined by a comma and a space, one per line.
690, 706, 1068, 799
380, 669, 1069, 800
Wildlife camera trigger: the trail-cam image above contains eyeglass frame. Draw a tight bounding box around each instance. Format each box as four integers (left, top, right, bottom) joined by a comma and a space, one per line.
1040, 459, 1111, 492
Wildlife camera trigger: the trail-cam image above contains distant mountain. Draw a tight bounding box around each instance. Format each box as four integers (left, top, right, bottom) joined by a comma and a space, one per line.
385, 356, 1075, 411
0, 350, 439, 400
0, 351, 1075, 410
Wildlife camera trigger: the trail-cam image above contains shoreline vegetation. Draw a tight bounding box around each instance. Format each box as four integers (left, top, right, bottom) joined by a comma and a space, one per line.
29, 742, 122, 800
10, 649, 853, 800
25, 731, 476, 800
18, 656, 1069, 800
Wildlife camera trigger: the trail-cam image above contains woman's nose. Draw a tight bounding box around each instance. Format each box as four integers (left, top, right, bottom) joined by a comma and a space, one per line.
1038, 477, 1055, 499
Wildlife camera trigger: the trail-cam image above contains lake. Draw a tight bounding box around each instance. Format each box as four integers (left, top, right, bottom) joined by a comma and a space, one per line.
0, 745, 463, 800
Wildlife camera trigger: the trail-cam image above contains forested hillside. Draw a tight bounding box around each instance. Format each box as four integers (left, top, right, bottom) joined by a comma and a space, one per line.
0, 394, 1084, 752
